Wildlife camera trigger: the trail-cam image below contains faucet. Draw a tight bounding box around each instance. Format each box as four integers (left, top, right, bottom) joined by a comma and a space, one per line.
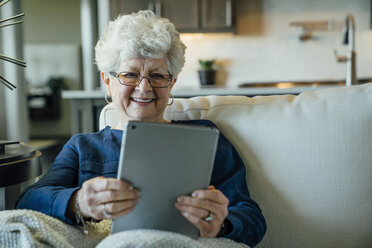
334, 14, 357, 86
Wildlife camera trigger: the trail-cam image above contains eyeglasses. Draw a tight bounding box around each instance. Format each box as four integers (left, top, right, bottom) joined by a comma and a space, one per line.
109, 71, 173, 88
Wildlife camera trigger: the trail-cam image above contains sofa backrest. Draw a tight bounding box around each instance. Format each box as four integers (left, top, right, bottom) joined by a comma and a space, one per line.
99, 83, 372, 248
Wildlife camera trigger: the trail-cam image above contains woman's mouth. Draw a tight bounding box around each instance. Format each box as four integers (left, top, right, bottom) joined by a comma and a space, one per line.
131, 97, 154, 103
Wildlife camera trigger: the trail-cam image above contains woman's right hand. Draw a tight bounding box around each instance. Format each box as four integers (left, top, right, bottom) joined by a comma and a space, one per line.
77, 176, 140, 220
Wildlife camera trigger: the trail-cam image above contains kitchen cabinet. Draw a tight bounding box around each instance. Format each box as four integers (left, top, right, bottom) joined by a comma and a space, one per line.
110, 0, 153, 16
160, 0, 199, 31
200, 0, 233, 31
108, 0, 235, 33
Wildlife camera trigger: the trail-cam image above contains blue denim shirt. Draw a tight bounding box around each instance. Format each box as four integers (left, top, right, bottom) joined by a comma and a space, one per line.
16, 120, 266, 246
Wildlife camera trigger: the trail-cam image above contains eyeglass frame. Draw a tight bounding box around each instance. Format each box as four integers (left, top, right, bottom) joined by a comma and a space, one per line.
109, 71, 173, 88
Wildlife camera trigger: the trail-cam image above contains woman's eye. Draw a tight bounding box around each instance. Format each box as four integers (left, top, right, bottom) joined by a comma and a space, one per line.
150, 73, 166, 79
122, 72, 138, 78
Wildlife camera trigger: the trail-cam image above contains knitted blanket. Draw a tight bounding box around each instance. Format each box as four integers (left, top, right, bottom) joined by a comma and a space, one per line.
0, 210, 109, 248
0, 210, 249, 248
96, 230, 249, 248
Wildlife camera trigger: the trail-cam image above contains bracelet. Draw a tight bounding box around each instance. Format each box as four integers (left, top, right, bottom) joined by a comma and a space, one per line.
75, 189, 89, 234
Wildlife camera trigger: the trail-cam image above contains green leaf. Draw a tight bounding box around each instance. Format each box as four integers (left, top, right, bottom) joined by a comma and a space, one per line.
198, 59, 215, 71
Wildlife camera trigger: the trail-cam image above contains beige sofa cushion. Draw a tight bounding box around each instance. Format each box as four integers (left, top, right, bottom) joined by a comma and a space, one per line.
99, 83, 372, 247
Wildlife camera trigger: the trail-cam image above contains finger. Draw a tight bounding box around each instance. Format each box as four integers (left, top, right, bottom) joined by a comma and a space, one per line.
177, 195, 223, 213
181, 211, 208, 230
191, 189, 228, 205
94, 189, 140, 205
78, 185, 139, 218
86, 177, 133, 192
180, 211, 220, 238
175, 202, 210, 219
97, 198, 139, 220
177, 196, 228, 221
101, 204, 112, 219
107, 205, 137, 220
82, 177, 132, 193
102, 198, 139, 217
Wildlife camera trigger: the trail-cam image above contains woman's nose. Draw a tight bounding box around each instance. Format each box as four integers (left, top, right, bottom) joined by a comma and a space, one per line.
135, 77, 153, 92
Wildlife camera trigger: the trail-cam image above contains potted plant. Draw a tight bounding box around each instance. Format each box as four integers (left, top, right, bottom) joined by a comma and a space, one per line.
198, 59, 216, 86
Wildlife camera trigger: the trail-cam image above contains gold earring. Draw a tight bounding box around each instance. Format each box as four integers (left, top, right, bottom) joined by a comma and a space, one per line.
167, 93, 174, 106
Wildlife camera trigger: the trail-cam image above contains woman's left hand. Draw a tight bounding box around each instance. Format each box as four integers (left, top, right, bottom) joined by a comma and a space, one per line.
175, 185, 229, 238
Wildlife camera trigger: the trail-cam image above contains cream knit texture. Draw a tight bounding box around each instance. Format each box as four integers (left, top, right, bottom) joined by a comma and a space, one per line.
0, 210, 249, 248
97, 229, 249, 248
0, 210, 109, 248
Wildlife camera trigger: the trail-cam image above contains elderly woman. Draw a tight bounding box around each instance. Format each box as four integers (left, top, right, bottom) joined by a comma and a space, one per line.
16, 11, 266, 247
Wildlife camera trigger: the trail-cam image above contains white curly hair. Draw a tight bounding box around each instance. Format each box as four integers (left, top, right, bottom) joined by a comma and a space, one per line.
95, 10, 186, 77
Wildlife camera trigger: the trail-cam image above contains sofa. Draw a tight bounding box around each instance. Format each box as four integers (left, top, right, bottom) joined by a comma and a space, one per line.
99, 83, 372, 248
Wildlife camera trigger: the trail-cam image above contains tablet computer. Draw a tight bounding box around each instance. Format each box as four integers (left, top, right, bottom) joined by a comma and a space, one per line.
111, 121, 219, 239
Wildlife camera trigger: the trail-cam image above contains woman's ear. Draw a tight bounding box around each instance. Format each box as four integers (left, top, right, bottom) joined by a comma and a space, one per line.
170, 77, 177, 90
102, 72, 112, 96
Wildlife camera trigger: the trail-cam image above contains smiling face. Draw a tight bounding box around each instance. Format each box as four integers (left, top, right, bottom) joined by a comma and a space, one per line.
103, 56, 176, 127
